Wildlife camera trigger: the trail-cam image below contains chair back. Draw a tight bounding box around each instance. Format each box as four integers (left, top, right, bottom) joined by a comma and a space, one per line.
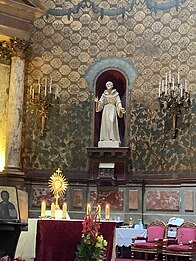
176, 221, 196, 245
147, 220, 167, 242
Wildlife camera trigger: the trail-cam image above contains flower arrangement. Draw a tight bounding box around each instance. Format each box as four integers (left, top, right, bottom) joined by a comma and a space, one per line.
75, 212, 107, 261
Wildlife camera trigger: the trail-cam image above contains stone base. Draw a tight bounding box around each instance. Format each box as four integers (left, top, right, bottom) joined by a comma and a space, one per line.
98, 141, 120, 147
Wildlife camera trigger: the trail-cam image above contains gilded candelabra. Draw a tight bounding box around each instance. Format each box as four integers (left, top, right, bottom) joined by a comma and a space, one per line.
158, 71, 191, 138
30, 77, 59, 136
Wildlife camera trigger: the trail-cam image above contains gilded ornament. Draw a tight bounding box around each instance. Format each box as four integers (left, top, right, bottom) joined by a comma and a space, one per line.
106, 20, 118, 30
61, 27, 72, 37
78, 64, 88, 75
125, 31, 136, 41
50, 71, 62, 81
33, 43, 44, 55
34, 18, 46, 29
178, 64, 189, 75
161, 13, 172, 24
33, 32, 45, 42
78, 78, 87, 89
160, 40, 172, 51
80, 14, 91, 24
187, 28, 196, 39
32, 57, 44, 67
106, 32, 118, 43
134, 24, 145, 34
52, 20, 64, 30
106, 45, 117, 55
9, 38, 29, 59
60, 90, 70, 101
160, 53, 172, 65
178, 37, 190, 48
169, 45, 181, 56
49, 168, 68, 210
134, 10, 145, 22
170, 32, 181, 43
134, 36, 145, 48
178, 23, 190, 35
77, 91, 89, 102
60, 39, 72, 50
187, 56, 196, 68
187, 42, 196, 54
115, 38, 127, 49
60, 52, 72, 63
151, 21, 163, 33
41, 64, 52, 75
170, 18, 181, 30
0, 42, 11, 65
97, 39, 109, 50
89, 21, 100, 31
124, 44, 135, 54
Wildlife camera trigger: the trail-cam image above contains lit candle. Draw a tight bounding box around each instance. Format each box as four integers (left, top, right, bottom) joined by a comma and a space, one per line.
30, 85, 32, 97
62, 203, 67, 219
97, 204, 101, 220
41, 201, 46, 218
177, 71, 180, 84
86, 203, 91, 216
45, 77, 47, 96
38, 78, 41, 94
55, 86, 57, 99
105, 204, 110, 220
49, 78, 52, 93
51, 203, 55, 218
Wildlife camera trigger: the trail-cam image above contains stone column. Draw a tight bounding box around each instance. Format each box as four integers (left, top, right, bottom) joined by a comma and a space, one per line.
3, 38, 29, 182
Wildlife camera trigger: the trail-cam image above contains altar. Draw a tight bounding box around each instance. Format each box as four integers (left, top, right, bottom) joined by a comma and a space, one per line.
15, 219, 116, 261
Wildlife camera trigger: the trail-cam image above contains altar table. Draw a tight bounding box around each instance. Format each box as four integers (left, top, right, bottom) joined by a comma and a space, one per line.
35, 219, 116, 261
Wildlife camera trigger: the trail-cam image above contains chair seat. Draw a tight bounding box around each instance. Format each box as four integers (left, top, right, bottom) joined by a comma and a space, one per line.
166, 244, 196, 252
133, 242, 159, 249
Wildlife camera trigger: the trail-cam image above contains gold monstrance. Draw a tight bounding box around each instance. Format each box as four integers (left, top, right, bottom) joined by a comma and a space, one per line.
48, 168, 68, 209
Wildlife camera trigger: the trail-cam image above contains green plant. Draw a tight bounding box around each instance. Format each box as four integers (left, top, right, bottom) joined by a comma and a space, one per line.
75, 213, 107, 261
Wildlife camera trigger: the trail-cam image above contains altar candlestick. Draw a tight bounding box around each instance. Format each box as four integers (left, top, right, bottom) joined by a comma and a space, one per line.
32, 88, 35, 100
105, 204, 110, 220
185, 80, 187, 92
86, 203, 91, 216
180, 84, 183, 97
51, 203, 55, 218
162, 80, 164, 92
62, 203, 67, 219
41, 201, 46, 218
172, 78, 175, 90
97, 204, 101, 220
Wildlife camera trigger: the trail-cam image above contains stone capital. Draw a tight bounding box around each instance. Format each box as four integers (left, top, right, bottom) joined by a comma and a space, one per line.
10, 37, 30, 59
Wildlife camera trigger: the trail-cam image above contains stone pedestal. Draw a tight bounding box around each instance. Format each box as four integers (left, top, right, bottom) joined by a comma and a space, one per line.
86, 147, 130, 185
98, 141, 120, 147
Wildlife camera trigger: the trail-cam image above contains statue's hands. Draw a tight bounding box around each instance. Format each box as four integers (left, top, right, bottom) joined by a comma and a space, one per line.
120, 107, 126, 114
94, 96, 99, 103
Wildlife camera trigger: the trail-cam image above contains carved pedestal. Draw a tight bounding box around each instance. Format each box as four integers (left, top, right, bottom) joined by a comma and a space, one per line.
86, 147, 130, 185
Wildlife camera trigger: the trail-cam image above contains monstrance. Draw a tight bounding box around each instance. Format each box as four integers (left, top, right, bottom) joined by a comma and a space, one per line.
48, 168, 68, 209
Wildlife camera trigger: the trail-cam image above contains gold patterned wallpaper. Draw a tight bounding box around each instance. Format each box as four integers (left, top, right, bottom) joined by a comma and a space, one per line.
22, 0, 196, 174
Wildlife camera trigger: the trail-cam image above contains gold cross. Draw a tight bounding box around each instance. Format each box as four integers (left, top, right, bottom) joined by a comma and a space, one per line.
56, 168, 62, 175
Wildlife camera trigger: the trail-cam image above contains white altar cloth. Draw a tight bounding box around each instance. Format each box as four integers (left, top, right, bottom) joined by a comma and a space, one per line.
116, 227, 147, 247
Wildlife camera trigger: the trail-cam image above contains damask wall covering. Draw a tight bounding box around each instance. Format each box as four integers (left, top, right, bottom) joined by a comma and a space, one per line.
22, 0, 196, 176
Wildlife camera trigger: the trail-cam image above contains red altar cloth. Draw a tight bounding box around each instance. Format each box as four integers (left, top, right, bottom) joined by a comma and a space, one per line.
35, 220, 116, 261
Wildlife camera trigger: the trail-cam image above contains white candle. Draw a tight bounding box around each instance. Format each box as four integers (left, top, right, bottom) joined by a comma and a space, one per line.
86, 203, 91, 216
49, 78, 52, 93
177, 71, 180, 84
62, 203, 67, 219
41, 201, 46, 218
45, 77, 47, 96
172, 78, 175, 90
158, 82, 161, 97
30, 85, 32, 97
169, 71, 171, 83
51, 203, 55, 218
105, 204, 110, 220
162, 80, 165, 93
32, 88, 35, 100
165, 82, 167, 95
165, 72, 167, 87
185, 80, 187, 92
97, 204, 101, 220
55, 87, 57, 99
38, 78, 41, 94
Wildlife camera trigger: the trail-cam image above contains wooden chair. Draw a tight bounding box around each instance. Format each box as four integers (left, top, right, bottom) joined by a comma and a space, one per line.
162, 221, 196, 261
131, 220, 167, 261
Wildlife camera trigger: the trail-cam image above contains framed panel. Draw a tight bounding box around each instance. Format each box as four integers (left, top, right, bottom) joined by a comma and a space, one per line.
0, 186, 19, 221
73, 188, 83, 208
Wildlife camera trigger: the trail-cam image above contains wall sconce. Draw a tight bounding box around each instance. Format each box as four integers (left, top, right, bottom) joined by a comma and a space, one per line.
30, 77, 59, 136
158, 71, 191, 138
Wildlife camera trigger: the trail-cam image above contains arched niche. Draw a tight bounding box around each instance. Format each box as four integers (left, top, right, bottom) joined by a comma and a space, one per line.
85, 56, 137, 147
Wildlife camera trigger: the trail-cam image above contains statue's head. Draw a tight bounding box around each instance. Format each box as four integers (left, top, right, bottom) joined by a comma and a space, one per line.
106, 81, 113, 90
